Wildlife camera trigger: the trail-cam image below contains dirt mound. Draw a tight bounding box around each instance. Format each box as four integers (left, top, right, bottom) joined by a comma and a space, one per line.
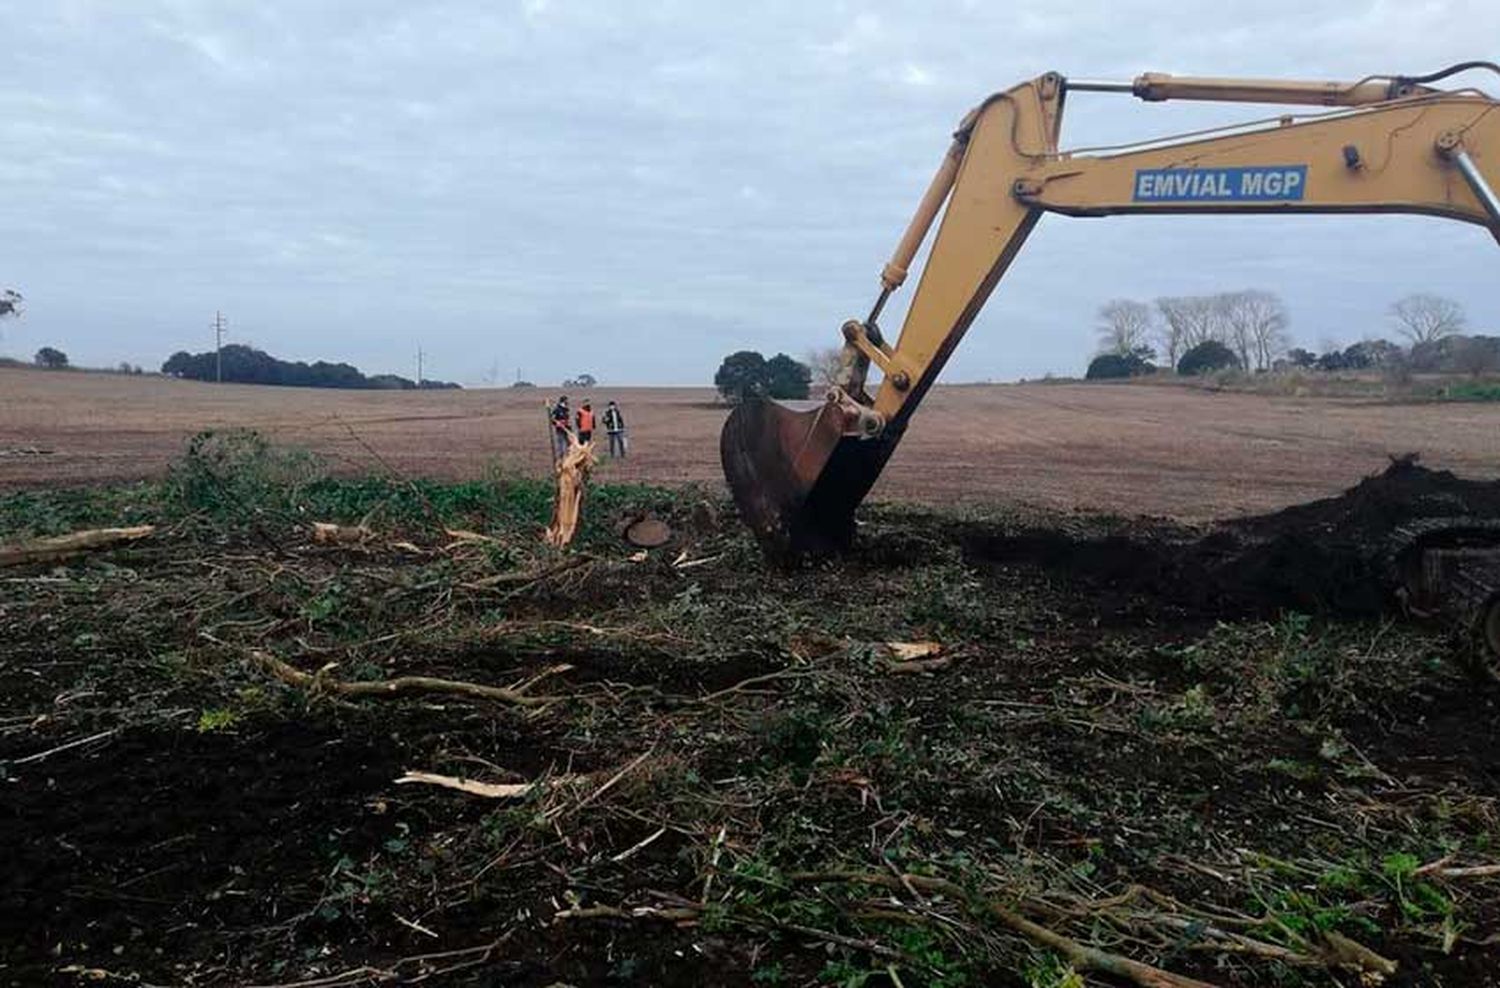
964, 459, 1500, 619
1232, 455, 1500, 540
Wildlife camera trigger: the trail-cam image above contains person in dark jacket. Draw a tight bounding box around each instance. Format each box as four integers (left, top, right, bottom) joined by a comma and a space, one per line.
549, 396, 571, 462
603, 400, 627, 458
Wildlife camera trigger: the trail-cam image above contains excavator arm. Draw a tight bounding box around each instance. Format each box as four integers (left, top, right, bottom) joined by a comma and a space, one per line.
721, 64, 1500, 557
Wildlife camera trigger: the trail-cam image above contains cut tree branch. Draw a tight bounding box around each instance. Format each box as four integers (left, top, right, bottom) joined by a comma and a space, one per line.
248, 649, 554, 707
0, 526, 155, 567
790, 871, 1222, 988
394, 770, 581, 799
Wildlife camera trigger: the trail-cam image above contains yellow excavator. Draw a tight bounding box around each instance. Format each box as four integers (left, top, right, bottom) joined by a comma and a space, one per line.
719, 62, 1500, 653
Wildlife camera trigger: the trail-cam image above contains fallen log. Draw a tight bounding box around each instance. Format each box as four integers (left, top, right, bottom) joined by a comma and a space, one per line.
248, 649, 553, 707
0, 525, 155, 567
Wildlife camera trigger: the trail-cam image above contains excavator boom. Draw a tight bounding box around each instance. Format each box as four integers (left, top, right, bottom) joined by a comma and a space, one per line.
722, 63, 1500, 557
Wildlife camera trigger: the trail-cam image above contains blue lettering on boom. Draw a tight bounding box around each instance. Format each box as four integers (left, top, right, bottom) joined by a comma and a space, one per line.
1132, 166, 1308, 202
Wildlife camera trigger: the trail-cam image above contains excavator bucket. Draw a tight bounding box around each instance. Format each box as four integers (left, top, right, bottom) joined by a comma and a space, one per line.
720, 396, 896, 557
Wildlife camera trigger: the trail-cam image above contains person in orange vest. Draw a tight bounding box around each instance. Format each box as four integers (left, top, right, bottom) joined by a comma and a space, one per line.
575, 399, 596, 445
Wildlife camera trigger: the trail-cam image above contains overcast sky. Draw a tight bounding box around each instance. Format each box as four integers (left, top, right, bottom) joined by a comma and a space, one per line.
4, 0, 1499, 386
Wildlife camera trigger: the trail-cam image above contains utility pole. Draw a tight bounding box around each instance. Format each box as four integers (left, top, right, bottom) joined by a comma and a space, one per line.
213, 310, 227, 383
416, 346, 424, 388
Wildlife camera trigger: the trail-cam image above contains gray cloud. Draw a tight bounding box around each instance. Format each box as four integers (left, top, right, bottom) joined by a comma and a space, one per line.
2, 0, 1498, 384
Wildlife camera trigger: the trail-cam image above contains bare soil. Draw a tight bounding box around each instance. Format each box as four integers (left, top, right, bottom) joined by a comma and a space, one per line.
5, 367, 1500, 519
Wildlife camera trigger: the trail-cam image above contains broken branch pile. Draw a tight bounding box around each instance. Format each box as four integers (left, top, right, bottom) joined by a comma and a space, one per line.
6, 449, 1499, 985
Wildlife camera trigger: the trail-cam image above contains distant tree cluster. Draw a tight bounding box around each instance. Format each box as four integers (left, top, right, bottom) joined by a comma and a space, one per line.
1085, 346, 1155, 380
1088, 291, 1490, 380
562, 373, 597, 388
34, 346, 68, 369
162, 344, 460, 390
1298, 339, 1404, 372
1287, 295, 1486, 373
1151, 291, 1290, 372
1412, 334, 1500, 376
1091, 290, 1290, 375
1176, 340, 1240, 376
714, 351, 811, 403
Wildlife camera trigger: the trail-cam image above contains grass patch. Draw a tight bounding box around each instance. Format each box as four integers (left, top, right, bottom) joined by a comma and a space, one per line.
1441, 380, 1500, 402
1, 428, 677, 548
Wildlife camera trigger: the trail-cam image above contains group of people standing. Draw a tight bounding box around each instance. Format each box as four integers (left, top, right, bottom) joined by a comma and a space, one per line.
549, 395, 628, 462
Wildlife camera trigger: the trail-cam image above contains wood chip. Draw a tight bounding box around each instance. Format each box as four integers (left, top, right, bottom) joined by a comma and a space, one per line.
311, 522, 372, 544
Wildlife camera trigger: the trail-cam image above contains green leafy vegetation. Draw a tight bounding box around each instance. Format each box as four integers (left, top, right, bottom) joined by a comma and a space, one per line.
1442, 380, 1500, 402
195, 707, 242, 732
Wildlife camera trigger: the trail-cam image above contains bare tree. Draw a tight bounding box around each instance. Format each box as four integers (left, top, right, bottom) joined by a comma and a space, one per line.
1153, 304, 1188, 370
1219, 293, 1255, 371
805, 346, 846, 390
1218, 290, 1290, 371
1156, 295, 1226, 368
1389, 293, 1465, 345
1095, 299, 1155, 356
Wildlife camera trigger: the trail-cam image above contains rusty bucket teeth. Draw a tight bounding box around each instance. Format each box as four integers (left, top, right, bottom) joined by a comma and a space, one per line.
720, 397, 896, 558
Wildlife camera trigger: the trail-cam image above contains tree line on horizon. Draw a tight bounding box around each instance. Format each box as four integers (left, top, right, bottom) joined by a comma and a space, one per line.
2, 291, 466, 390
1087, 290, 1496, 380
162, 344, 461, 390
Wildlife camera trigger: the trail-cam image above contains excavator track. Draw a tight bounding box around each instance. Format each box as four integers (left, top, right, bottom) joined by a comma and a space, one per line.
1385, 518, 1500, 679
